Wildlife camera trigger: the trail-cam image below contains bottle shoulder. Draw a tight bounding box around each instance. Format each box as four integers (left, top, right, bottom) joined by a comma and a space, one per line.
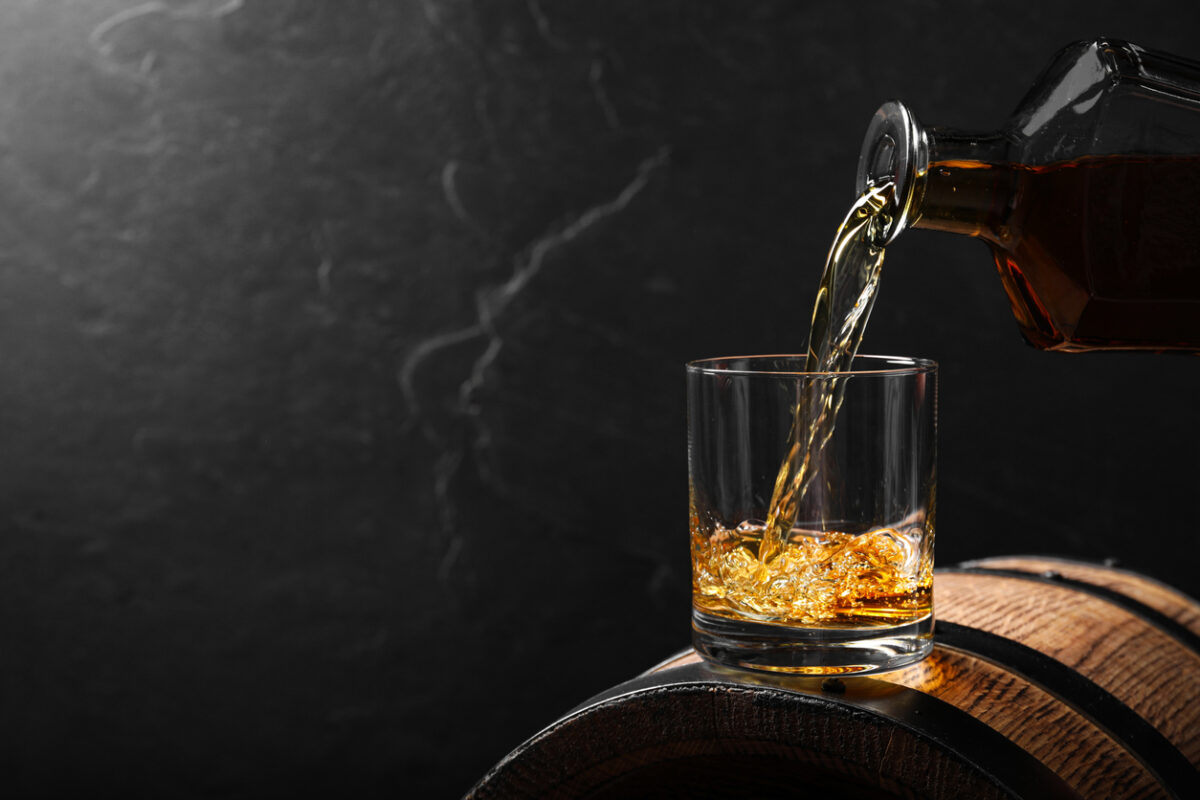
1008, 39, 1200, 163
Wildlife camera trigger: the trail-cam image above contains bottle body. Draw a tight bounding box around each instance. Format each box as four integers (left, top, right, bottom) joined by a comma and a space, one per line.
860, 39, 1200, 352
923, 154, 1200, 352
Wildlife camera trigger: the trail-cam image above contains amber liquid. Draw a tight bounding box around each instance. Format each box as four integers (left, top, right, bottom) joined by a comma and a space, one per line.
920, 155, 1200, 352
692, 522, 933, 626
691, 183, 933, 628
758, 184, 891, 565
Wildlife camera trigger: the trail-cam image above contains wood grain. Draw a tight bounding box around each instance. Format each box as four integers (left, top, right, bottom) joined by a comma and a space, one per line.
472, 558, 1200, 798
962, 556, 1200, 637
470, 682, 1018, 800
650, 645, 1165, 799
879, 646, 1163, 799
935, 570, 1200, 762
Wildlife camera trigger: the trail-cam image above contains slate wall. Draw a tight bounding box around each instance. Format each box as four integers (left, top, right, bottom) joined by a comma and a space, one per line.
1, 1, 1197, 797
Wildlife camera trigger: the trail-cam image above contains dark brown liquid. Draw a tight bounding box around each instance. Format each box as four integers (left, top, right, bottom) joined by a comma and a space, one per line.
920, 156, 1200, 352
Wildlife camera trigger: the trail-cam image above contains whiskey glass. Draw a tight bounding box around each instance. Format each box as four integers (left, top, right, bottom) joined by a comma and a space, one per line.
688, 355, 936, 675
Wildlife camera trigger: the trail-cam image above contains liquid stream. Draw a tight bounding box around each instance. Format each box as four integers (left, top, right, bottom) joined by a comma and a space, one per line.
757, 183, 894, 565
691, 182, 919, 625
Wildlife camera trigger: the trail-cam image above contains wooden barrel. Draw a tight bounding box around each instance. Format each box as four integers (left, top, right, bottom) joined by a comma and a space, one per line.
466, 556, 1200, 800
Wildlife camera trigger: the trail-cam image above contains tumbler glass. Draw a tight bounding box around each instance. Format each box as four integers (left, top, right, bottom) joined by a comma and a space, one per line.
688, 355, 936, 675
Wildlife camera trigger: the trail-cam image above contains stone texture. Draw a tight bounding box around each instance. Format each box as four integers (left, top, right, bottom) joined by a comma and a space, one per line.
0, 1, 1196, 798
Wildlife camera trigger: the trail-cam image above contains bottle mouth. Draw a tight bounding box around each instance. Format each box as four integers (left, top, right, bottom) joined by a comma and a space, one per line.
856, 100, 927, 245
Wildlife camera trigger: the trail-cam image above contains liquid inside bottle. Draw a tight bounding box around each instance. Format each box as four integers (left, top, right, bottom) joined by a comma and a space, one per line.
920, 155, 1200, 352
858, 39, 1200, 353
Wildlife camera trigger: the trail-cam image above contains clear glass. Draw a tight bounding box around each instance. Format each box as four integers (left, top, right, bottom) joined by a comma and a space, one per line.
688, 355, 937, 675
857, 38, 1200, 352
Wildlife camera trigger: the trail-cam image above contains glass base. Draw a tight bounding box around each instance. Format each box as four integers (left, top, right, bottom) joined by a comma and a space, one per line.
692, 609, 934, 676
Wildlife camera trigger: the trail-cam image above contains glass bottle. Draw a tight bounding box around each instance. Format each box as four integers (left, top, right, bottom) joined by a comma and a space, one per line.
858, 38, 1200, 352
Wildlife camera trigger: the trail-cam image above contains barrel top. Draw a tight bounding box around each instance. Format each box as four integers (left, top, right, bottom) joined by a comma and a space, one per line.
470, 656, 1081, 800
469, 557, 1200, 799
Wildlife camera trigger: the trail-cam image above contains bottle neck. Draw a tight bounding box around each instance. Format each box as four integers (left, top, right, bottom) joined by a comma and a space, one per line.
857, 102, 1012, 244
910, 128, 1012, 241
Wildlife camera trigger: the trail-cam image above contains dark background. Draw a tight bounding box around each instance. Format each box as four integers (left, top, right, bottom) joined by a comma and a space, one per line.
2, 1, 1197, 797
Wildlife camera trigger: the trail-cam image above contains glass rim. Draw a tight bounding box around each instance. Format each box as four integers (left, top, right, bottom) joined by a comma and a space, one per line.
686, 354, 937, 377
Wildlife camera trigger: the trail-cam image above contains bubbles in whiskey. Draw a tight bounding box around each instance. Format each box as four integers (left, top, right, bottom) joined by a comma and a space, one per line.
693, 520, 932, 626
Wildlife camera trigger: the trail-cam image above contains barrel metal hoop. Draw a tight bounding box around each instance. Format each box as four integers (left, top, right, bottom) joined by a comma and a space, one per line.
935, 620, 1200, 799
957, 554, 1200, 611
551, 660, 1082, 800
945, 564, 1200, 655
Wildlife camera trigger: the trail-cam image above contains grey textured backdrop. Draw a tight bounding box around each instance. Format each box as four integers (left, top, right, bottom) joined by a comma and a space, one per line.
1, 1, 1198, 797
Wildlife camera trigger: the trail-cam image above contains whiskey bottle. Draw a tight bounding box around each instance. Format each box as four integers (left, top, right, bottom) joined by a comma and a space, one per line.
859, 38, 1200, 352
